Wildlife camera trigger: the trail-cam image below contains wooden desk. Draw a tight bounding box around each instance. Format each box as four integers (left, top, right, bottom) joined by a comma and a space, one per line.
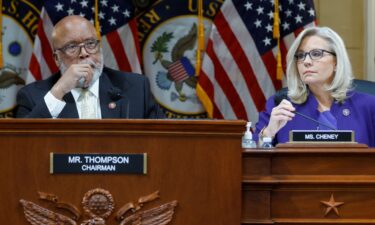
242, 143, 375, 225
0, 119, 244, 225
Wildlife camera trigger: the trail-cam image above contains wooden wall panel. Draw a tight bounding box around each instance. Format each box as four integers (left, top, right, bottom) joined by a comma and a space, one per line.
0, 119, 244, 225
242, 144, 375, 224
314, 0, 365, 79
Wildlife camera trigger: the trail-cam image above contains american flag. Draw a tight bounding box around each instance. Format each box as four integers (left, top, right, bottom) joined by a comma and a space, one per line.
27, 0, 141, 83
197, 0, 316, 122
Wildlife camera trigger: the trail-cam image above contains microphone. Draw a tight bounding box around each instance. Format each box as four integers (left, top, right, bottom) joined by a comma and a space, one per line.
108, 87, 123, 101
274, 89, 337, 130
107, 87, 130, 118
125, 98, 130, 119
78, 77, 86, 88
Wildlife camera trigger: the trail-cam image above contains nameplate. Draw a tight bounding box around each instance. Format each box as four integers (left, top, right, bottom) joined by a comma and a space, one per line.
50, 153, 147, 174
289, 130, 354, 143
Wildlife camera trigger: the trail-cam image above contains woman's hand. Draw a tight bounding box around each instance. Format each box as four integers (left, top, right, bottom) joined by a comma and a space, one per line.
263, 99, 296, 138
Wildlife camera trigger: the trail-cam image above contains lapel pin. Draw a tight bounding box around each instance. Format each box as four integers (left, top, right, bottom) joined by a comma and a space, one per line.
342, 108, 350, 116
108, 102, 116, 109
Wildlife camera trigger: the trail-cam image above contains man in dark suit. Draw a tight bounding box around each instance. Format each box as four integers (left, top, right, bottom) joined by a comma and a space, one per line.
15, 15, 164, 119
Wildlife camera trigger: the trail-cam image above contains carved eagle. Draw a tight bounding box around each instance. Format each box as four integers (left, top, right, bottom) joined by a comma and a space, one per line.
20, 189, 178, 225
119, 200, 178, 225
20, 199, 77, 225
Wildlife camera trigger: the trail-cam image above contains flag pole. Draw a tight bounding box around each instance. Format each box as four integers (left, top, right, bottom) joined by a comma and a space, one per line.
94, 0, 101, 41
0, 0, 3, 68
195, 0, 213, 118
195, 0, 204, 76
273, 0, 282, 80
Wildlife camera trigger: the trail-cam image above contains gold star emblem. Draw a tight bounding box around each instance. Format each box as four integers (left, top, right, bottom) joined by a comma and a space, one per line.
320, 194, 344, 216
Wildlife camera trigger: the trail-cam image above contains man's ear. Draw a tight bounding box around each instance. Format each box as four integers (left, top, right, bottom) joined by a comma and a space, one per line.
53, 53, 60, 67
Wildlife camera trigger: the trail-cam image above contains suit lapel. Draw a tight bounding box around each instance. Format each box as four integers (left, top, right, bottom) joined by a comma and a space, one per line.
99, 72, 122, 118
59, 93, 79, 118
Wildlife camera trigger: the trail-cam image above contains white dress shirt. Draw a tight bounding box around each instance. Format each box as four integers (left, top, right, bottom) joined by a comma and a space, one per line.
44, 79, 102, 118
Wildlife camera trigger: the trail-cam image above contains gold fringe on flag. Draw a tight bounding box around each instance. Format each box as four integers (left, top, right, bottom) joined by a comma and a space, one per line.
0, 0, 3, 68
196, 84, 213, 118
94, 0, 101, 41
273, 0, 282, 80
195, 0, 204, 76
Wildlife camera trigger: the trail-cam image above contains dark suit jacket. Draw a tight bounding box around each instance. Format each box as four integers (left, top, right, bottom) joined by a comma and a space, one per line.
15, 67, 165, 119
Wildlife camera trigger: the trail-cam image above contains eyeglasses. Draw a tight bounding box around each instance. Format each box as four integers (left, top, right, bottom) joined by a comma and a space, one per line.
55, 39, 100, 57
295, 49, 336, 63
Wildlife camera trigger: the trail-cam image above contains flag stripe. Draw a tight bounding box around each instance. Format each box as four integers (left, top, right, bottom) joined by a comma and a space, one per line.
207, 41, 248, 119
222, 1, 276, 99
216, 11, 266, 112
36, 19, 58, 74
28, 54, 42, 81
280, 40, 288, 72
200, 42, 236, 119
105, 31, 132, 72
198, 0, 316, 121
31, 36, 53, 80
28, 9, 55, 81
118, 21, 142, 73
210, 29, 260, 120
128, 19, 142, 68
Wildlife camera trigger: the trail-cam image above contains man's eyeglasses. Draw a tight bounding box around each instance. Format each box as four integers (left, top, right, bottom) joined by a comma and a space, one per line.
295, 49, 336, 63
55, 39, 100, 57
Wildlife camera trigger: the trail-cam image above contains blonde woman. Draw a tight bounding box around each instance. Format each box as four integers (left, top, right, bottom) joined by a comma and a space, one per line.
255, 26, 375, 147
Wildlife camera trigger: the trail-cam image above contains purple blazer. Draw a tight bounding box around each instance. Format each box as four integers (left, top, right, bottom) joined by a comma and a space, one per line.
254, 91, 375, 147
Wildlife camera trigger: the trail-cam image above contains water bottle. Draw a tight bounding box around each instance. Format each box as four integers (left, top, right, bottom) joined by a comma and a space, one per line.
261, 137, 274, 149
242, 122, 257, 149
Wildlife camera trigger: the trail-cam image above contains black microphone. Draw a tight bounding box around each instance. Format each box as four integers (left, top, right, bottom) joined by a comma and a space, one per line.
108, 87, 123, 101
125, 99, 130, 119
108, 87, 130, 118
274, 89, 337, 130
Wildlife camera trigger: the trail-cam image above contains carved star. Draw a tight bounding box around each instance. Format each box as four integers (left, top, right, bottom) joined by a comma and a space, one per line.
321, 194, 344, 216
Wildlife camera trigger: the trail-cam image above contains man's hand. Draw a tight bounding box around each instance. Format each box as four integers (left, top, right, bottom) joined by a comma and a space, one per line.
50, 64, 93, 100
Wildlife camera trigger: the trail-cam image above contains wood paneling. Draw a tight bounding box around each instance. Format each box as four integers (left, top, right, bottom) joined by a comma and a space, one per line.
314, 0, 365, 78
0, 119, 245, 225
242, 143, 375, 224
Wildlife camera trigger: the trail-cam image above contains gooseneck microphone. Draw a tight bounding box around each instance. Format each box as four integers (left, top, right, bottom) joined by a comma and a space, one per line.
108, 87, 123, 101
274, 89, 337, 130
108, 87, 130, 118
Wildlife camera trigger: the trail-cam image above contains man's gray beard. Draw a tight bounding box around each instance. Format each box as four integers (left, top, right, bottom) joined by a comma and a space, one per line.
59, 53, 104, 88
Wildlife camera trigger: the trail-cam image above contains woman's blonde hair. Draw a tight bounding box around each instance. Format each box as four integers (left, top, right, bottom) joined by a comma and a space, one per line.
286, 26, 353, 103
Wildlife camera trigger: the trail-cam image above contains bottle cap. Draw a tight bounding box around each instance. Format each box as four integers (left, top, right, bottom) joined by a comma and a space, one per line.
263, 137, 272, 143
243, 122, 252, 139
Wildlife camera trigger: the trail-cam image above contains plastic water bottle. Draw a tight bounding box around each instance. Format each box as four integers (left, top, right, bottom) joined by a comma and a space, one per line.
261, 137, 274, 149
242, 122, 257, 149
